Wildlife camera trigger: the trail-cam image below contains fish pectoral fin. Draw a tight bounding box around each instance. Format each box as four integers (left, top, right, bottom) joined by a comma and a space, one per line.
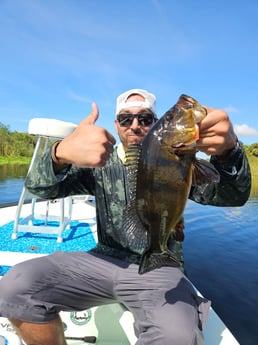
192, 158, 220, 185
138, 250, 180, 275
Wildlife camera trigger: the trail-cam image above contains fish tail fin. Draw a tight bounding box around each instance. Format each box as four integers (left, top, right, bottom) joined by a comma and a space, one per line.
138, 250, 180, 275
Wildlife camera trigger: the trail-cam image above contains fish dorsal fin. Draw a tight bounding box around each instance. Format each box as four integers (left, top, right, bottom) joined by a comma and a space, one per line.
124, 144, 142, 199
124, 144, 142, 168
123, 144, 148, 254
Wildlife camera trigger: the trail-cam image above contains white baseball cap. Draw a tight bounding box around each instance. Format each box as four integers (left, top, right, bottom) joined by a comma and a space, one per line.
116, 88, 156, 115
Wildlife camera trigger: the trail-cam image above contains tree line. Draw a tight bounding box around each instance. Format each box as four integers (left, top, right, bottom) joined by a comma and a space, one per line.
1, 121, 258, 158
245, 143, 258, 157
0, 122, 40, 157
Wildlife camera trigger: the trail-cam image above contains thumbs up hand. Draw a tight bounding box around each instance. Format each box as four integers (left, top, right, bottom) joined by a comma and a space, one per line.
54, 103, 116, 168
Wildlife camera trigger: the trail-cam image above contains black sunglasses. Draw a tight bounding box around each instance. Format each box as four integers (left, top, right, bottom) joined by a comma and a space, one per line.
117, 113, 156, 127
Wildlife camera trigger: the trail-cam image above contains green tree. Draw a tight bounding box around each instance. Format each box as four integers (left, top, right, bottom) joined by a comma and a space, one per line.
0, 122, 11, 156
0, 122, 37, 158
244, 143, 258, 157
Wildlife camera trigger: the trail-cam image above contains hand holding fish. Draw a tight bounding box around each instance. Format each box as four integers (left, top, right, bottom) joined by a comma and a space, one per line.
53, 103, 116, 168
197, 107, 238, 158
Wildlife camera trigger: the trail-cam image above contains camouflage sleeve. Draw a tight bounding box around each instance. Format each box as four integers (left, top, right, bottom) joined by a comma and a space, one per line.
189, 142, 251, 206
25, 147, 95, 199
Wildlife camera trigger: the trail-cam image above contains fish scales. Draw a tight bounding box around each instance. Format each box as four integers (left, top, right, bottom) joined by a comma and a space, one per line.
124, 94, 220, 274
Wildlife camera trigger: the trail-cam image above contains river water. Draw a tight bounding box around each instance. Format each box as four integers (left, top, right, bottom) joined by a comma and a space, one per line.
184, 197, 258, 345
0, 164, 28, 204
0, 164, 257, 345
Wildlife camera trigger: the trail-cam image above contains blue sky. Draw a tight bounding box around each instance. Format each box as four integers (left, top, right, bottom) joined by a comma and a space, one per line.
1, 0, 258, 145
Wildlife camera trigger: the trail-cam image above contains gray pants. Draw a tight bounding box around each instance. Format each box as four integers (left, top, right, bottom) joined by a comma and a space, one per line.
0, 251, 210, 345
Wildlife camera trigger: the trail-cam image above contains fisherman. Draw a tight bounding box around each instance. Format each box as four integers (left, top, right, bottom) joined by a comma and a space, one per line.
0, 89, 251, 345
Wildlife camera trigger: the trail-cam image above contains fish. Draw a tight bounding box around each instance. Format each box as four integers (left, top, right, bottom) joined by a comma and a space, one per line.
124, 94, 220, 274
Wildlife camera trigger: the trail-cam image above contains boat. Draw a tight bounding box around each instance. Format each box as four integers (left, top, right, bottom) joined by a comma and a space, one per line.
0, 117, 240, 344
0, 198, 240, 345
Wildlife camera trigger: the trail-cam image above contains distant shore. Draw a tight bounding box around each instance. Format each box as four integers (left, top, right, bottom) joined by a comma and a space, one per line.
1, 152, 257, 172
0, 157, 31, 165
0, 151, 257, 185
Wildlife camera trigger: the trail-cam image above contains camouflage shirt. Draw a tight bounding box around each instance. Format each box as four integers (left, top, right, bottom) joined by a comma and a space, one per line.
25, 142, 251, 268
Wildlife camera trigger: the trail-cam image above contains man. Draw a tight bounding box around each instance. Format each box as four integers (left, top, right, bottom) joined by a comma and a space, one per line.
0, 89, 251, 345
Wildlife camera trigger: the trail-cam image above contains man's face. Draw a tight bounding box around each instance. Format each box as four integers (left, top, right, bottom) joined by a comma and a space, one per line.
114, 94, 156, 148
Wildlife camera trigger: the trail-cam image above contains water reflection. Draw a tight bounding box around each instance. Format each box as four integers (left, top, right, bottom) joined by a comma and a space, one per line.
0, 164, 29, 182
0, 164, 29, 204
184, 197, 258, 345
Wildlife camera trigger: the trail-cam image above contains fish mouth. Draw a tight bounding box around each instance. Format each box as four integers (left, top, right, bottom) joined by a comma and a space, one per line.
166, 138, 197, 156
163, 134, 197, 149
167, 142, 196, 157
171, 139, 197, 148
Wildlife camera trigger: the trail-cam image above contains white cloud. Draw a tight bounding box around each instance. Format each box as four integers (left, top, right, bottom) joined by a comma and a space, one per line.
66, 89, 92, 103
224, 106, 239, 113
234, 124, 258, 136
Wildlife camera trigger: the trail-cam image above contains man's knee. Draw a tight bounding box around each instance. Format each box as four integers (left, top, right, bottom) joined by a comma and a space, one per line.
134, 306, 204, 345
0, 261, 38, 300
160, 324, 203, 345
136, 324, 203, 345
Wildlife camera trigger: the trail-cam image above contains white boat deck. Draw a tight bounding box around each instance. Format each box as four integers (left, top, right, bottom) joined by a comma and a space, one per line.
0, 200, 239, 345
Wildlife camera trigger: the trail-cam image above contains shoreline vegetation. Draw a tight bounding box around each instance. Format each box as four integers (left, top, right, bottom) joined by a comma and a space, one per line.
1, 121, 258, 177
1, 150, 258, 168
1, 151, 258, 198
0, 156, 31, 165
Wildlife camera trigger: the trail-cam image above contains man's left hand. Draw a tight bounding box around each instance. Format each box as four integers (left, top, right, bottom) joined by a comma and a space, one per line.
197, 106, 237, 158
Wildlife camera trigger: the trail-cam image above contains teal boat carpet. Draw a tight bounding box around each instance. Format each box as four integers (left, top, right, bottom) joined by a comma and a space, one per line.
0, 220, 96, 275
0, 220, 96, 253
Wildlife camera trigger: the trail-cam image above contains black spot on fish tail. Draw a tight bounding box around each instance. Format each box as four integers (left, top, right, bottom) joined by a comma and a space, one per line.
138, 250, 180, 275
